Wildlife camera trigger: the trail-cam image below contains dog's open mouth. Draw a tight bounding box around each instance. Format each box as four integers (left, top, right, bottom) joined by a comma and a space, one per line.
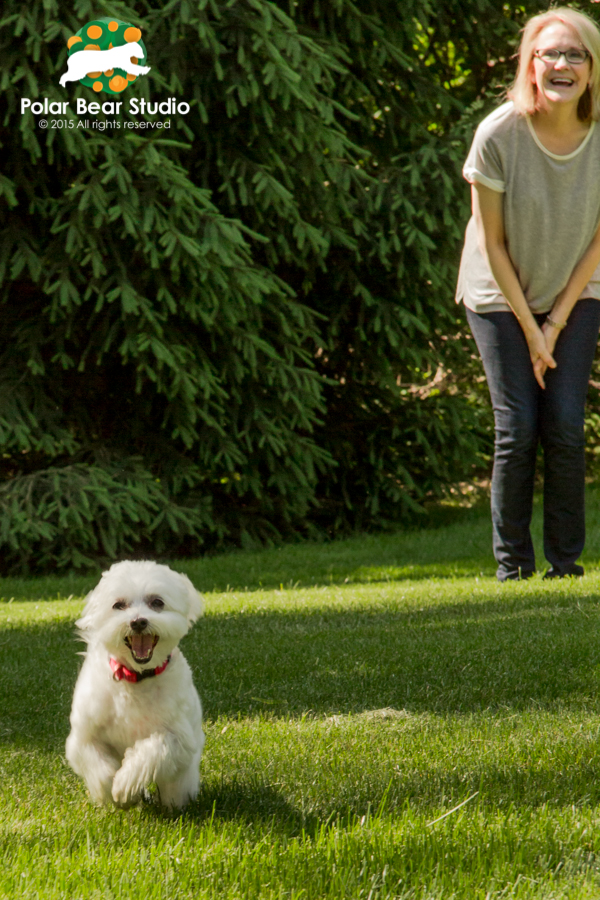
124, 634, 158, 663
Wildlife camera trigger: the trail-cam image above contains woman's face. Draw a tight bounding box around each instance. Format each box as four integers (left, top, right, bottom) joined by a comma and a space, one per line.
531, 21, 592, 112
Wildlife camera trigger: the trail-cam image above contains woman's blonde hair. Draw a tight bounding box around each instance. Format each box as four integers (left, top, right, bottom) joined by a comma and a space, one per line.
508, 6, 600, 121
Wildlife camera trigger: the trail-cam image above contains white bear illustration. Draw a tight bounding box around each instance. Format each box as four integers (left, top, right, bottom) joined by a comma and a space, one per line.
59, 42, 150, 87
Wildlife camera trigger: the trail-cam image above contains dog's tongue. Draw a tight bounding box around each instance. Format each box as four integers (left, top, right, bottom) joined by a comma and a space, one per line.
131, 634, 154, 660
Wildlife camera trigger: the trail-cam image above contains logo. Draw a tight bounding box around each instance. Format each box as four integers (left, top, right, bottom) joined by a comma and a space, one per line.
59, 18, 150, 94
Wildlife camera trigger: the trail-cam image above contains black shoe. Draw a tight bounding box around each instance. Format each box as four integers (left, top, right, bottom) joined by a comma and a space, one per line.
543, 564, 584, 579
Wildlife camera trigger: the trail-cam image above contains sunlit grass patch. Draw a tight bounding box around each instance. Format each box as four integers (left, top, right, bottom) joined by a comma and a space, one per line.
4, 498, 600, 897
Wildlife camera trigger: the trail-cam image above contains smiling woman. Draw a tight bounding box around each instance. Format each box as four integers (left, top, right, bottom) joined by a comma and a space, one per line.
455, 7, 600, 582
510, 8, 600, 122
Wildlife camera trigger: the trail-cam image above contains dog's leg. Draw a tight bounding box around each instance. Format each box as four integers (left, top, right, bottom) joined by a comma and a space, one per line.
66, 733, 120, 805
111, 730, 198, 807
155, 749, 202, 809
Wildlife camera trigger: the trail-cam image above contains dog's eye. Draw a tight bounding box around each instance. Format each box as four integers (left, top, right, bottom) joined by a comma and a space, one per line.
112, 600, 128, 610
148, 596, 165, 610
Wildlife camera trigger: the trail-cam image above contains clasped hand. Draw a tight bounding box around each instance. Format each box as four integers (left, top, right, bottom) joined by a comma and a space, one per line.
529, 322, 557, 389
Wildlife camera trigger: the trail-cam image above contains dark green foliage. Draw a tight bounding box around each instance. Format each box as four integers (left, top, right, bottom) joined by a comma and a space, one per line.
1, 0, 334, 569
284, 0, 549, 526
0, 462, 212, 572
0, 0, 582, 571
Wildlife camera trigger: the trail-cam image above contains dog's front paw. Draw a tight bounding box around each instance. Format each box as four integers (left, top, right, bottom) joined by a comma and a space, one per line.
111, 764, 145, 808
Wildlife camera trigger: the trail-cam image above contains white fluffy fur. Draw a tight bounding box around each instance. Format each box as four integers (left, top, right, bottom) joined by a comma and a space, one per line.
66, 560, 205, 809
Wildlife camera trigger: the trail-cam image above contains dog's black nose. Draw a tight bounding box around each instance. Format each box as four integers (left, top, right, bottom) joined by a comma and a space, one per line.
130, 618, 149, 633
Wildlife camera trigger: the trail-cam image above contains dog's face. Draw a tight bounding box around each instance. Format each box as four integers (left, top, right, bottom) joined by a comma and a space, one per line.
77, 561, 203, 669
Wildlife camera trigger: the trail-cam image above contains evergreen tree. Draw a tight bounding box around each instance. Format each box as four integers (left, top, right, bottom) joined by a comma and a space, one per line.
0, 0, 566, 571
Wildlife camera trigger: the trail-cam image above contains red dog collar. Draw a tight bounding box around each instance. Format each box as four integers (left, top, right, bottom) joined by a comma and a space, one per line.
110, 655, 171, 683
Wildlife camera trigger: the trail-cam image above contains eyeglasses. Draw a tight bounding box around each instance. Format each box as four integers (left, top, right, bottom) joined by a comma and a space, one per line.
533, 47, 590, 65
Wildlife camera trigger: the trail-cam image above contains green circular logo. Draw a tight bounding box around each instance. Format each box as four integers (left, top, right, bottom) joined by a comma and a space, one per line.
62, 18, 149, 95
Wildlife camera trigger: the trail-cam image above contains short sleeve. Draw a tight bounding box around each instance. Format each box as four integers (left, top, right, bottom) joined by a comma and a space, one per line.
463, 120, 506, 193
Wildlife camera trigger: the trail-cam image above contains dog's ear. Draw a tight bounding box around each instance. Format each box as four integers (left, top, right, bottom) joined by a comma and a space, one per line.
74, 564, 116, 637
75, 586, 101, 638
178, 572, 204, 625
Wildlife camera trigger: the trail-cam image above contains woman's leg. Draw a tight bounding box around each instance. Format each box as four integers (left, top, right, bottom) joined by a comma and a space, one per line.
539, 298, 600, 575
466, 307, 540, 580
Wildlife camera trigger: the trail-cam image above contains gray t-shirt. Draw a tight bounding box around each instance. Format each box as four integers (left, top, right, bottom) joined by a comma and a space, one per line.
456, 101, 600, 314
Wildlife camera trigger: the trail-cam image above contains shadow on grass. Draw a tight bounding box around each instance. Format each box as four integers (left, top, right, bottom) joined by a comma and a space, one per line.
4, 588, 600, 743
190, 589, 600, 722
5, 590, 600, 825
139, 780, 321, 834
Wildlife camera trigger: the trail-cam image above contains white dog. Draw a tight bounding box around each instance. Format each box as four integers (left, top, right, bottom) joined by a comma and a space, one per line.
66, 560, 204, 809
59, 42, 150, 87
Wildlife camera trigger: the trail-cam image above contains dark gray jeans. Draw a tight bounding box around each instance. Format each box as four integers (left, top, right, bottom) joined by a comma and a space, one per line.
467, 299, 600, 581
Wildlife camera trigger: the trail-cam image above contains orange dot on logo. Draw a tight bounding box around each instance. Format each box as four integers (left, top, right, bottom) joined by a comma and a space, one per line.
67, 35, 82, 49
93, 81, 104, 93
108, 21, 119, 32
104, 69, 115, 77
87, 71, 102, 78
84, 44, 101, 51
124, 26, 142, 42
127, 74, 137, 82
86, 25, 103, 39
130, 57, 138, 64
109, 75, 128, 92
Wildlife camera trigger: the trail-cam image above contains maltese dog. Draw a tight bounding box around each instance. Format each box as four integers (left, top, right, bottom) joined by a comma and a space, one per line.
66, 560, 204, 809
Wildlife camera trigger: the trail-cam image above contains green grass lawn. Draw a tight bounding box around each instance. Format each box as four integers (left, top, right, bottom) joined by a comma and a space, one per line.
5, 494, 600, 897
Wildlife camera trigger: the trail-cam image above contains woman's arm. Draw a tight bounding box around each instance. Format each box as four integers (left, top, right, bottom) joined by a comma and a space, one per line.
472, 182, 556, 388
540, 215, 600, 352
532, 216, 600, 385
